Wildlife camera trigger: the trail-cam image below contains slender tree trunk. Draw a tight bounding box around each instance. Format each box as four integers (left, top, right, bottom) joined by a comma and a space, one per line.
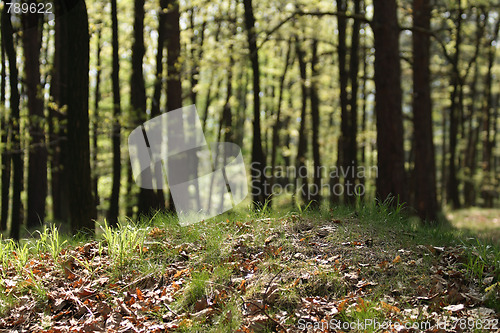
372, 0, 407, 204
165, 0, 184, 212
148, 0, 167, 210
243, 0, 266, 207
270, 40, 292, 207
107, 0, 122, 226
2, 7, 23, 240
0, 21, 11, 232
61, 0, 95, 234
359, 26, 367, 201
345, 0, 360, 205
447, 4, 463, 209
92, 25, 102, 213
23, 6, 47, 228
49, 1, 69, 222
337, 0, 348, 204
295, 38, 309, 205
134, 0, 159, 216
310, 39, 322, 208
412, 0, 438, 223
481, 17, 500, 207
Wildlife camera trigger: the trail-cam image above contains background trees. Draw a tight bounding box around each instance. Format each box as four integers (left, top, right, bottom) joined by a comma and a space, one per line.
0, 0, 498, 237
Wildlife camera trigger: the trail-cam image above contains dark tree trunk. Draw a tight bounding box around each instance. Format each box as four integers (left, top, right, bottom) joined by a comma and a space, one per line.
234, 67, 248, 149
148, 0, 167, 210
310, 39, 321, 208
0, 20, 11, 232
61, 0, 96, 234
481, 17, 500, 207
49, 1, 69, 222
23, 6, 47, 229
359, 26, 367, 201
270, 40, 292, 207
165, 0, 184, 212
107, 0, 122, 226
412, 0, 438, 223
2, 7, 23, 240
295, 38, 309, 205
337, 0, 348, 204
372, 0, 407, 204
243, 0, 266, 207
447, 4, 463, 209
201, 22, 222, 135
134, 0, 159, 216
92, 25, 102, 213
189, 9, 206, 106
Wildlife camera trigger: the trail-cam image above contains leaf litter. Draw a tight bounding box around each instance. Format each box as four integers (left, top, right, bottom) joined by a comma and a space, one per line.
0, 215, 498, 332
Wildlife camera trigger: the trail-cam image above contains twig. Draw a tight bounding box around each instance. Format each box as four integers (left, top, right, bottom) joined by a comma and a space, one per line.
119, 272, 156, 291
240, 296, 287, 332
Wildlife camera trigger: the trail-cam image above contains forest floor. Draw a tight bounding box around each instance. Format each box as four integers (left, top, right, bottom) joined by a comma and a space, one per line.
446, 208, 500, 245
0, 205, 499, 333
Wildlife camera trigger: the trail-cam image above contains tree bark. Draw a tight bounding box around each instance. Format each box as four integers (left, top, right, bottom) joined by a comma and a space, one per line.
447, 4, 463, 209
61, 0, 96, 234
295, 38, 309, 205
0, 19, 11, 232
107, 0, 122, 226
310, 39, 321, 208
243, 0, 266, 207
412, 0, 438, 223
372, 0, 407, 204
270, 40, 292, 207
2, 7, 23, 240
23, 5, 47, 229
92, 25, 102, 213
481, 17, 500, 207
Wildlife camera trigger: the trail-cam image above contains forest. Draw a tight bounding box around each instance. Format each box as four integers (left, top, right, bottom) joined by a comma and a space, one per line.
0, 0, 499, 236
1, 0, 500, 331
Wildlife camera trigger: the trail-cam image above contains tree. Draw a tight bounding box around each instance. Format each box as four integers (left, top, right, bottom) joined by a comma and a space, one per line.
243, 0, 266, 207
2, 7, 23, 240
134, 0, 158, 216
0, 17, 11, 232
310, 38, 322, 208
48, 0, 70, 223
107, 0, 122, 226
412, 0, 438, 223
372, 0, 407, 204
295, 37, 309, 205
23, 3, 47, 229
60, 0, 96, 234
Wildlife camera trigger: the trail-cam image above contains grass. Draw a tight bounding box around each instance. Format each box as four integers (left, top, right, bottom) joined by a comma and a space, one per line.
0, 201, 498, 331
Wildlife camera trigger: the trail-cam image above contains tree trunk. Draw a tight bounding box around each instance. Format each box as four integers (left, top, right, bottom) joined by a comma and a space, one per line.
412, 0, 438, 223
270, 40, 292, 207
165, 0, 184, 212
49, 1, 69, 222
92, 25, 102, 213
61, 0, 96, 234
447, 4, 463, 209
243, 0, 266, 207
295, 38, 309, 205
23, 5, 47, 229
310, 39, 321, 208
372, 0, 407, 204
0, 20, 11, 232
481, 17, 500, 207
337, 0, 348, 204
347, 0, 360, 204
2, 7, 23, 240
107, 0, 122, 226
134, 0, 159, 216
